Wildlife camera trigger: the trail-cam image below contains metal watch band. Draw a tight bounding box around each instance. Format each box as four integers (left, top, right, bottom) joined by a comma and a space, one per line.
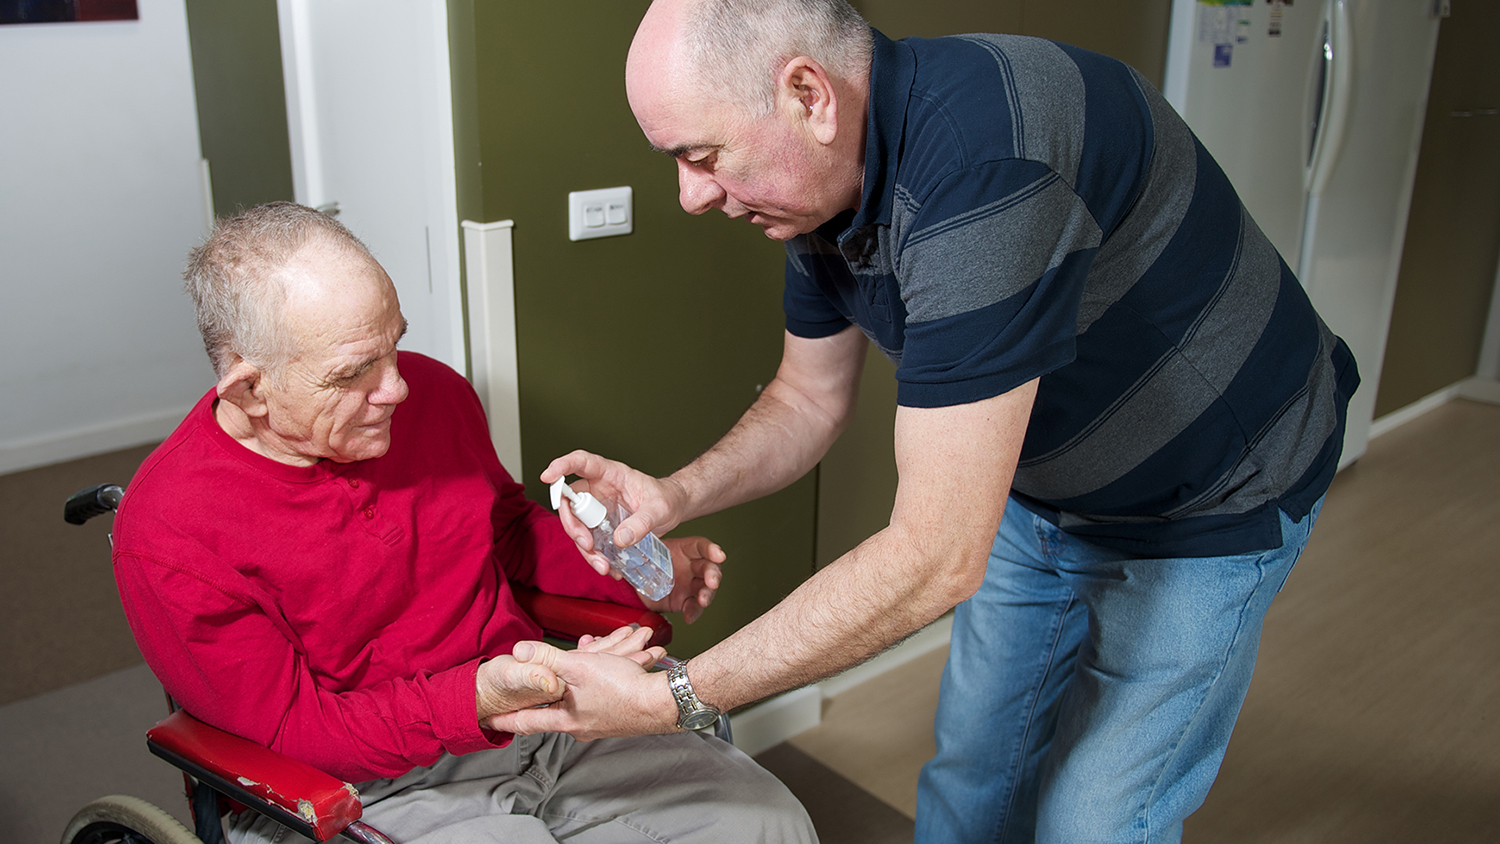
667, 660, 721, 730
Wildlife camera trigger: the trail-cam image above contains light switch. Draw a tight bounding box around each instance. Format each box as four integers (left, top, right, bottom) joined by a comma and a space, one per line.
569, 187, 633, 241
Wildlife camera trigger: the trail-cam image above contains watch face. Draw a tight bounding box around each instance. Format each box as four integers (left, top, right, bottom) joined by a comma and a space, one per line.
680, 710, 720, 731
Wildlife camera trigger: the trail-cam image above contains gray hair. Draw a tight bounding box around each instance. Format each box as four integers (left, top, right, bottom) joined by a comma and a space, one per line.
184, 201, 374, 380
682, 0, 872, 117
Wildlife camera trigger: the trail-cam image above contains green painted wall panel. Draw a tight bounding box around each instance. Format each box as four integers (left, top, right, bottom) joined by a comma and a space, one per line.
459, 2, 817, 656
183, 0, 295, 217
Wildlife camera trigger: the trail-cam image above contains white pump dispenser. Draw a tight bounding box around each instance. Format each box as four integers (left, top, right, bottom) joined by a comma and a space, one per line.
550, 479, 674, 601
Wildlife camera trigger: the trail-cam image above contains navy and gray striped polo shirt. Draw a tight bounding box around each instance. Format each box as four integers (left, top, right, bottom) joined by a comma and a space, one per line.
784, 30, 1359, 556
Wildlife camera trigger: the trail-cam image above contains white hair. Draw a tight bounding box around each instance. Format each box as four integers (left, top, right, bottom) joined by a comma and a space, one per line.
184, 202, 375, 380
682, 0, 872, 116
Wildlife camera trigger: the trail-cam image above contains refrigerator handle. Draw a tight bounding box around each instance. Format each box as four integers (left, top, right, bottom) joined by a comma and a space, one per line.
1307, 0, 1353, 198
1298, 0, 1354, 282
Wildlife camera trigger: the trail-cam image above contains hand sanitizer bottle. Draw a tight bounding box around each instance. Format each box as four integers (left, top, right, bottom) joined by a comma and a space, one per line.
549, 479, 674, 601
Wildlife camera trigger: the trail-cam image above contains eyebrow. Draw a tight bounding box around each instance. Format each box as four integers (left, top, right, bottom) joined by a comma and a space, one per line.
649, 141, 717, 159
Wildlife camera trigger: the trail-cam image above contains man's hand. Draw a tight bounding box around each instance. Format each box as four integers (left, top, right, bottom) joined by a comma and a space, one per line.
648, 536, 724, 623
485, 633, 678, 741
542, 451, 688, 556
475, 655, 565, 724
476, 625, 664, 725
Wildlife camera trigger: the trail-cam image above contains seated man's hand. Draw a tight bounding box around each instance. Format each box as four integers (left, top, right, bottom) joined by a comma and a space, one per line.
649, 536, 725, 624
475, 655, 566, 724
486, 628, 675, 741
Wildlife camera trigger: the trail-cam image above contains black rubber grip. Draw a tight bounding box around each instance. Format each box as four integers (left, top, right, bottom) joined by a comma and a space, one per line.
64, 484, 123, 525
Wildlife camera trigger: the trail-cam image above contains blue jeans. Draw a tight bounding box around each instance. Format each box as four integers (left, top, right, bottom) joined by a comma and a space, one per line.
916, 496, 1322, 844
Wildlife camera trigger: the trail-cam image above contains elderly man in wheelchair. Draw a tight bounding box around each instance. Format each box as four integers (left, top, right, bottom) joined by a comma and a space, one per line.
103, 201, 816, 844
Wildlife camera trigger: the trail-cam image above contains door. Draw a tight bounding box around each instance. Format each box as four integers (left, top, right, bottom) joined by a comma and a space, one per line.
1377, 0, 1500, 415
276, 0, 465, 372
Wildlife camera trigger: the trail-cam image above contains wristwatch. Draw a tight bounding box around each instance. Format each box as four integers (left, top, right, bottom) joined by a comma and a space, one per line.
666, 660, 721, 731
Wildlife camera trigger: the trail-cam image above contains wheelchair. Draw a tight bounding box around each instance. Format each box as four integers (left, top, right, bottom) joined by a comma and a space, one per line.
61, 483, 726, 844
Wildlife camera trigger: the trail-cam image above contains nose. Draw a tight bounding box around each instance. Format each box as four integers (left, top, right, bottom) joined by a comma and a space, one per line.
371, 358, 409, 407
677, 160, 725, 215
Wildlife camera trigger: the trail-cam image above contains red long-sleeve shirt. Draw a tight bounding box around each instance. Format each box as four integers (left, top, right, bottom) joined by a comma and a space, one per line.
112, 352, 640, 783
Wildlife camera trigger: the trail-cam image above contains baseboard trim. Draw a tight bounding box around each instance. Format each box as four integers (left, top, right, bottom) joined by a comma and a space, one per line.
1370, 377, 1500, 442
0, 408, 187, 476
1457, 377, 1500, 405
730, 614, 953, 757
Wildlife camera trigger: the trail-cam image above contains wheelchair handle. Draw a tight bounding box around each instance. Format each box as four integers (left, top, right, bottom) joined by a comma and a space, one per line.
64, 483, 123, 525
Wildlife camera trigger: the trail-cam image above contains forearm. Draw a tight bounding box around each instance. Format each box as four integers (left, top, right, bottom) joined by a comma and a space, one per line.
670, 327, 868, 523
680, 380, 1037, 711
685, 520, 985, 711
670, 380, 843, 522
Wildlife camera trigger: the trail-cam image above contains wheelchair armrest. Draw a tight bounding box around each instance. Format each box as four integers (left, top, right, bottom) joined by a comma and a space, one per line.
510, 585, 673, 649
147, 709, 361, 843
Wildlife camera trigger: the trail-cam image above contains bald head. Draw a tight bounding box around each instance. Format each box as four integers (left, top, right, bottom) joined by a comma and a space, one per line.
628, 0, 872, 120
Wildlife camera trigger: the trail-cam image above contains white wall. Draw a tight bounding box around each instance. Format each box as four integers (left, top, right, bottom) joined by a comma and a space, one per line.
0, 0, 212, 475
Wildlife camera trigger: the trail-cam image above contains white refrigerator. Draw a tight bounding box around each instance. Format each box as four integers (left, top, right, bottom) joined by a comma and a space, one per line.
1162, 0, 1444, 465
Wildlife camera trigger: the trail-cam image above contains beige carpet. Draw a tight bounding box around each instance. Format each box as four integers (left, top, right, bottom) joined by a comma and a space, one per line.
0, 443, 156, 706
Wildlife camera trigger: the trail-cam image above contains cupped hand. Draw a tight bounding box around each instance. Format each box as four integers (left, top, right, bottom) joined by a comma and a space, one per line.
568, 622, 668, 667
645, 535, 725, 624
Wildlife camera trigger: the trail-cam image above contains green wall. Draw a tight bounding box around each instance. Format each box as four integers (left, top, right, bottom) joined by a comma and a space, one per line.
183, 0, 295, 217
451, 1, 817, 656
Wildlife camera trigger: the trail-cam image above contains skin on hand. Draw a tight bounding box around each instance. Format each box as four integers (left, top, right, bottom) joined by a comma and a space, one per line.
477, 625, 664, 729
486, 634, 678, 740
474, 655, 565, 724
546, 462, 726, 624
487, 625, 674, 739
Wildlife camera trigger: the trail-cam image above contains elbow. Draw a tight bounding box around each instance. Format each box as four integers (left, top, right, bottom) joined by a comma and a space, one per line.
946, 549, 990, 604
919, 543, 990, 613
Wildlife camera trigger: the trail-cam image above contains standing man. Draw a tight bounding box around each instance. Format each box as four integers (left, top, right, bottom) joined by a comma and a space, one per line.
496, 2, 1358, 842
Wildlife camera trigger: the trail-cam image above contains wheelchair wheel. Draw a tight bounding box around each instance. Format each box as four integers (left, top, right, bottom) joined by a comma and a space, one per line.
62, 795, 202, 844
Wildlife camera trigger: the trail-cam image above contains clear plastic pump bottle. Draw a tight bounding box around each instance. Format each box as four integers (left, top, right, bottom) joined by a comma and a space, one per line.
549, 479, 674, 601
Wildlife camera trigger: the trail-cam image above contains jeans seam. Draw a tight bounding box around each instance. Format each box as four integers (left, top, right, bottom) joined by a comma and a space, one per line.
1137, 553, 1270, 842
996, 585, 1077, 843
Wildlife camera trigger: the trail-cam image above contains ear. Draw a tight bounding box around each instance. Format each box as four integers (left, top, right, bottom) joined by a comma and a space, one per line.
216, 356, 270, 419
775, 56, 840, 146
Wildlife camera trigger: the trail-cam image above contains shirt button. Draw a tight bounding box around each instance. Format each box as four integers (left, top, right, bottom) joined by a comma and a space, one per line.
350, 479, 360, 489
363, 508, 375, 519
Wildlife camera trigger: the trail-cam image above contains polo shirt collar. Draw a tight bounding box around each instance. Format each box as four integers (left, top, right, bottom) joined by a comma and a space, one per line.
849, 28, 915, 233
